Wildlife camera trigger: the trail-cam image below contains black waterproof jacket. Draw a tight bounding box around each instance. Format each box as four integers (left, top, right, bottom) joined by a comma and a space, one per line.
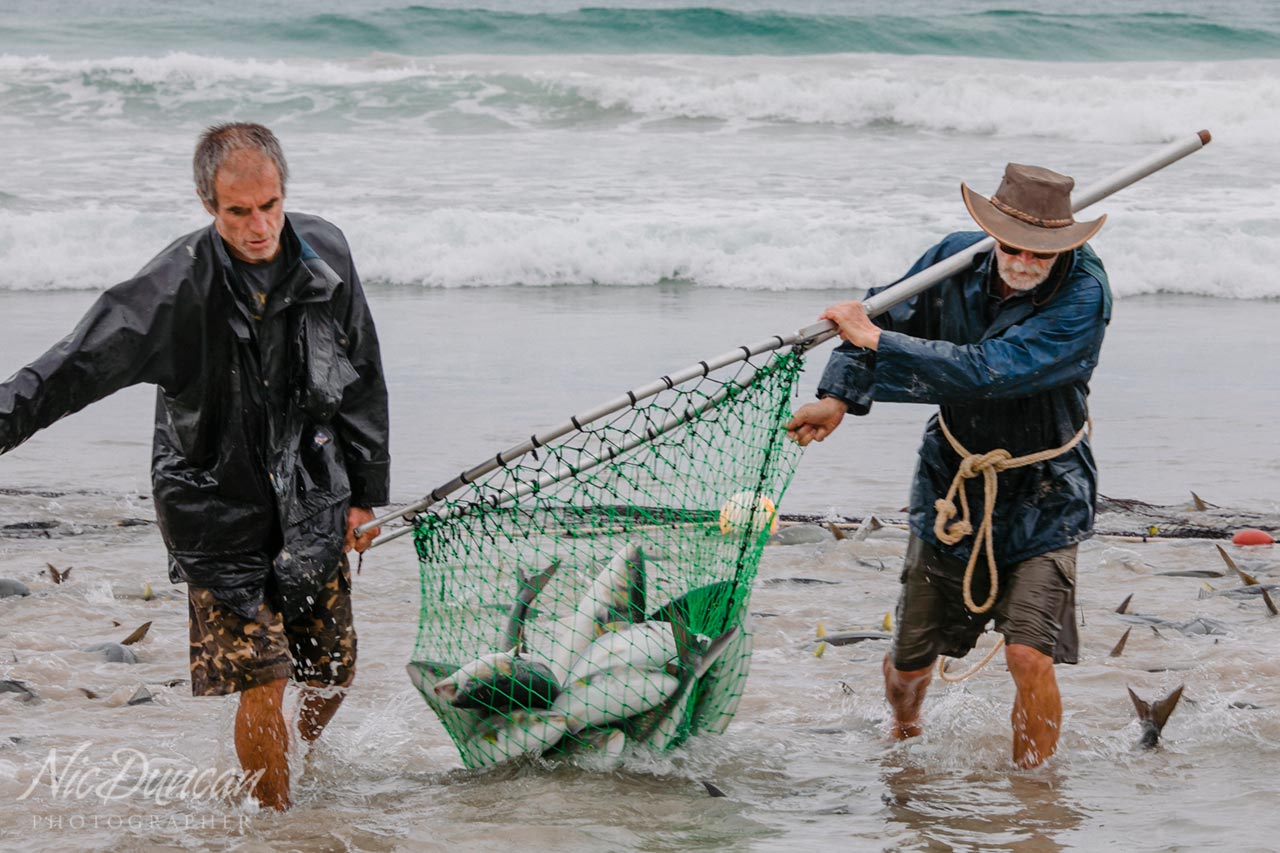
818, 231, 1111, 568
0, 214, 390, 619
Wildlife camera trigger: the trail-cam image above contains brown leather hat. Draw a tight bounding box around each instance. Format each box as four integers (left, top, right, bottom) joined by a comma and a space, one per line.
961, 163, 1105, 254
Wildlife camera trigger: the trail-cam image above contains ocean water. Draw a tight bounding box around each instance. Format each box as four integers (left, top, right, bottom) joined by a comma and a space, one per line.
2, 2, 1279, 850
0, 0, 1278, 297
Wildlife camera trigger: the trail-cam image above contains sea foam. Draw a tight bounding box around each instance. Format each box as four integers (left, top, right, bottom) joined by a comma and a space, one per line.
1, 52, 1277, 145
1, 202, 1275, 300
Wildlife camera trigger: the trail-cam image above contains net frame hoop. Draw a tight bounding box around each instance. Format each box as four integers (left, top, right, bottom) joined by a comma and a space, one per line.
362, 130, 1211, 543
364, 338, 793, 543
374, 360, 772, 544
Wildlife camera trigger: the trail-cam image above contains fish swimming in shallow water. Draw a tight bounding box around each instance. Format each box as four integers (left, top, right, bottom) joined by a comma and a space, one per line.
1197, 584, 1280, 601
812, 623, 892, 647
0, 579, 30, 598
84, 642, 139, 664
1215, 544, 1261, 585
0, 679, 37, 701
112, 582, 177, 600
1128, 684, 1185, 748
1116, 613, 1228, 636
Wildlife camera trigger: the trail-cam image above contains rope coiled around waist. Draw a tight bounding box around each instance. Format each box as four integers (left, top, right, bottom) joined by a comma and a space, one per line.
932, 413, 1091, 615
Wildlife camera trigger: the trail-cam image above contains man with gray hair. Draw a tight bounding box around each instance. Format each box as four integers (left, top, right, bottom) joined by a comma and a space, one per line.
0, 122, 390, 809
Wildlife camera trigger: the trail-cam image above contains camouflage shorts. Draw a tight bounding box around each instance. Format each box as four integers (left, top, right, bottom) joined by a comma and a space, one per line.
187, 557, 358, 697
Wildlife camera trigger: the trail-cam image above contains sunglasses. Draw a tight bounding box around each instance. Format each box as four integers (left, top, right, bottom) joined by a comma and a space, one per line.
998, 244, 1057, 260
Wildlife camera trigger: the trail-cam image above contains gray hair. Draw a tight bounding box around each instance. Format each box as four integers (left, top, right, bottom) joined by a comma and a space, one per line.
193, 122, 289, 208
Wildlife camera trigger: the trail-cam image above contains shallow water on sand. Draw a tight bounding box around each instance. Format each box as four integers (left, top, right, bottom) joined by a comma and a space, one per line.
2, 285, 1278, 513
1, 483, 1278, 850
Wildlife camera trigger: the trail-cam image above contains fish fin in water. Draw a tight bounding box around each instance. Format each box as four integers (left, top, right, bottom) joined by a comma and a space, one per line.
1129, 684, 1185, 741
1149, 684, 1185, 732
1214, 544, 1260, 585
1109, 627, 1132, 658
1262, 587, 1278, 616
852, 515, 882, 541
120, 621, 152, 646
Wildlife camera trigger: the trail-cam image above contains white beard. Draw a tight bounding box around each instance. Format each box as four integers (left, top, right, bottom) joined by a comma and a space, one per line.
996, 252, 1054, 292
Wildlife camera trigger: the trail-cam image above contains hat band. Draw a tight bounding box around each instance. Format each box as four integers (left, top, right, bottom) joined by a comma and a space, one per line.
989, 195, 1073, 229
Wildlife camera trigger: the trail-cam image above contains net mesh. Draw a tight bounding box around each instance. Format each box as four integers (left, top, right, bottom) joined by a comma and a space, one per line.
406, 348, 805, 768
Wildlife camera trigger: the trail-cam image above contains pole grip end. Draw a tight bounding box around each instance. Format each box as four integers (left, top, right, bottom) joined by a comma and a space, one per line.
1198, 129, 1212, 146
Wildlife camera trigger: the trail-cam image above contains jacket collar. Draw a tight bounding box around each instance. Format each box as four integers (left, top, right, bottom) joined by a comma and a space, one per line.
210, 215, 341, 320
296, 236, 343, 304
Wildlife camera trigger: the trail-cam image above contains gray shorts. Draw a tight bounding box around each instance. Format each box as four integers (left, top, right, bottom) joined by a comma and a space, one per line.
891, 536, 1079, 671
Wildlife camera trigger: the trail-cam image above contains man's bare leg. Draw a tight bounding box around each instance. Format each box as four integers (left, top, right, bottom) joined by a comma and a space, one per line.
883, 654, 933, 739
1005, 643, 1061, 768
298, 681, 349, 744
235, 677, 291, 810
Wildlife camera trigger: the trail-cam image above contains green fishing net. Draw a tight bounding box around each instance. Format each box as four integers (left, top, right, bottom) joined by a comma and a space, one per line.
406, 348, 805, 768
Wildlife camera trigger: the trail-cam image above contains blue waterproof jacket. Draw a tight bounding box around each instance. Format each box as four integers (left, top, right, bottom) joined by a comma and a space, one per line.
817, 232, 1111, 568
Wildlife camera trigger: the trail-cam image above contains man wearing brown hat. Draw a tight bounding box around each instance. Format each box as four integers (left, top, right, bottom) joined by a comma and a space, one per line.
787, 164, 1110, 768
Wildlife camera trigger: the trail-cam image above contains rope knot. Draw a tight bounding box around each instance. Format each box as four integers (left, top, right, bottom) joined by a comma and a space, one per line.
957, 449, 1012, 479
933, 497, 957, 520
932, 498, 972, 545
934, 413, 1091, 616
